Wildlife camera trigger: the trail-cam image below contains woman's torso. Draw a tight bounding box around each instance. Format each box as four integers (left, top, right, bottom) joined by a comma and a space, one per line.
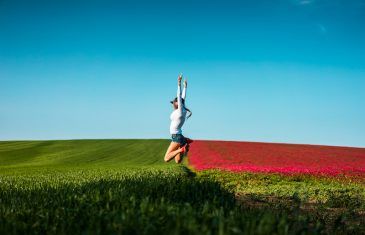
170, 108, 187, 135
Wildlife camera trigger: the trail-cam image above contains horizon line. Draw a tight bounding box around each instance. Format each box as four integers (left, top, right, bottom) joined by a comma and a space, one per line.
1, 138, 364, 149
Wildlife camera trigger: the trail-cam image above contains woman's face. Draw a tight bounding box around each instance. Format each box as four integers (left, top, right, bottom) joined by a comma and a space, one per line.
172, 101, 178, 109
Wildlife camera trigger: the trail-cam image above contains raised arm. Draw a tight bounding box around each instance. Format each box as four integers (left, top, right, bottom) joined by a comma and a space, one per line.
182, 79, 187, 100
177, 74, 183, 112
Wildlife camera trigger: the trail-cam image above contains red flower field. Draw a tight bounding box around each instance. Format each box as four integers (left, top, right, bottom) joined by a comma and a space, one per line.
189, 140, 365, 176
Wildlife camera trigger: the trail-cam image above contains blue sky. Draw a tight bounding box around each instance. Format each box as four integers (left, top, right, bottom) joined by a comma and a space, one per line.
1, 0, 365, 147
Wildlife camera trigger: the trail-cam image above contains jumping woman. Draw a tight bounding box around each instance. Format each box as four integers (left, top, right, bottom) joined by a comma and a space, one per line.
164, 74, 193, 163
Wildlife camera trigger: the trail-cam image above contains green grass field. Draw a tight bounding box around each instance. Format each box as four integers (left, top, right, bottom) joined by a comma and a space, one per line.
0, 140, 364, 234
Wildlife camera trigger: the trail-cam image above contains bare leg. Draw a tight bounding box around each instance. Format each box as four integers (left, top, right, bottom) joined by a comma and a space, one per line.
175, 151, 182, 163
164, 142, 183, 162
176, 143, 190, 164
165, 148, 182, 162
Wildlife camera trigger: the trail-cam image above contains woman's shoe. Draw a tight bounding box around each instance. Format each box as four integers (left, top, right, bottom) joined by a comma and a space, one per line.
180, 144, 188, 154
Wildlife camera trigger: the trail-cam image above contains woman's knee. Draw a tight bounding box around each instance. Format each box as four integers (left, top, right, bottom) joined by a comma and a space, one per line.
164, 154, 170, 162
164, 151, 174, 162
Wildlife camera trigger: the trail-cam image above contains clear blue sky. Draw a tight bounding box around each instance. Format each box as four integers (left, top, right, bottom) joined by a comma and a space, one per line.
1, 0, 365, 147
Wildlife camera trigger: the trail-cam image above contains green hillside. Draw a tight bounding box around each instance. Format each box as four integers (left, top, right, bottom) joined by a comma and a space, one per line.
0, 139, 170, 168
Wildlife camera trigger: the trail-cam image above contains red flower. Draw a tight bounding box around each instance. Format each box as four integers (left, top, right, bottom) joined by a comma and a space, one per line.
188, 140, 365, 177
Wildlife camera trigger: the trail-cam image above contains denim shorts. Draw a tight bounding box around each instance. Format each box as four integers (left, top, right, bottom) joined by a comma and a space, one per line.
171, 134, 187, 145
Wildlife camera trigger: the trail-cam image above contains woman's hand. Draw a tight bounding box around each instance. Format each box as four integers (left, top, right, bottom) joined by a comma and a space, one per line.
178, 74, 182, 85
184, 78, 187, 88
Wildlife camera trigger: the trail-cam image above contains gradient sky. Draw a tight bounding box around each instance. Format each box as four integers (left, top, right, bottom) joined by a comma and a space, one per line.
1, 0, 365, 147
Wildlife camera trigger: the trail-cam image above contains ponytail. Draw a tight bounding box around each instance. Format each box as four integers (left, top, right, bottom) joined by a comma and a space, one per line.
181, 98, 192, 119
184, 106, 192, 119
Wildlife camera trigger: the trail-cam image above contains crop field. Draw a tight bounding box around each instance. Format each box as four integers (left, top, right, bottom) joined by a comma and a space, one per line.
0, 139, 364, 234
189, 140, 365, 177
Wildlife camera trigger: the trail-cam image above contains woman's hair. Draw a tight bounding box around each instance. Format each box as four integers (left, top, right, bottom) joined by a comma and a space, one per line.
182, 99, 192, 119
